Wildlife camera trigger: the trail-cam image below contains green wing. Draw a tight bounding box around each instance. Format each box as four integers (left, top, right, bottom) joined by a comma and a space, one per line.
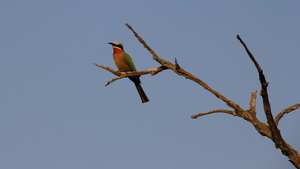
123, 52, 137, 71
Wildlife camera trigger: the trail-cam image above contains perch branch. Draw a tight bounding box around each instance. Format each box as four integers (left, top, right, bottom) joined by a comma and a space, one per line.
275, 103, 300, 125
94, 63, 167, 86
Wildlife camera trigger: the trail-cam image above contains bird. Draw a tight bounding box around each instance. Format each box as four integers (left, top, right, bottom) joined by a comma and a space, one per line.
108, 42, 149, 103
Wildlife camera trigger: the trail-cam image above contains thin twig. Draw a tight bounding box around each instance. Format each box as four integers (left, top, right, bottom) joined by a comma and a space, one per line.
191, 109, 236, 119
93, 63, 121, 76
249, 91, 257, 115
105, 75, 126, 86
275, 103, 300, 125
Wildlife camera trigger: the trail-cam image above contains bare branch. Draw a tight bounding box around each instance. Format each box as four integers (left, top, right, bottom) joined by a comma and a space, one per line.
93, 63, 121, 76
275, 103, 300, 125
94, 63, 168, 86
236, 35, 263, 73
104, 75, 125, 86
237, 34, 277, 137
191, 109, 236, 119
249, 91, 257, 115
237, 34, 300, 168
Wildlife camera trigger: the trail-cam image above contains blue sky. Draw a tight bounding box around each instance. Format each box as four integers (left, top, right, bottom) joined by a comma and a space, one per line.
1, 1, 300, 168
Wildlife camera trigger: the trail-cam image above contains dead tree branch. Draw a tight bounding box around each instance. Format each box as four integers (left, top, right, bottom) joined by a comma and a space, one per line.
237, 34, 279, 140
275, 103, 300, 125
95, 23, 300, 168
93, 63, 167, 86
249, 91, 257, 115
237, 35, 300, 168
191, 109, 236, 119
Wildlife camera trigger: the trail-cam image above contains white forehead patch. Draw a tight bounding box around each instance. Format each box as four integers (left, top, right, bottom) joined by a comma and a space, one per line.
112, 42, 121, 45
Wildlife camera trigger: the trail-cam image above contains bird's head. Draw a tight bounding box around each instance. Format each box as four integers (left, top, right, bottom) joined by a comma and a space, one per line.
108, 42, 124, 51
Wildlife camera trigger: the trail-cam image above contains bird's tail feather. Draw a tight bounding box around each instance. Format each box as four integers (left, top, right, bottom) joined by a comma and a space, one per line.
134, 82, 149, 103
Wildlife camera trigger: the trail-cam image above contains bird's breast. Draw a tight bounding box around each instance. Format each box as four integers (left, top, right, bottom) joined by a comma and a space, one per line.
113, 53, 131, 71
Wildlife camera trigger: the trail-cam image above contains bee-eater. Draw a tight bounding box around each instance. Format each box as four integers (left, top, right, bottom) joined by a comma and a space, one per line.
108, 42, 149, 103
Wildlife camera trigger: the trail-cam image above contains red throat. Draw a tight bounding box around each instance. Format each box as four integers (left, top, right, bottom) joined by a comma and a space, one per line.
113, 48, 123, 53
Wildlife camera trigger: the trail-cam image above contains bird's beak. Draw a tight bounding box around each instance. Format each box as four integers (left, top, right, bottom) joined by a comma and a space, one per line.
108, 42, 113, 45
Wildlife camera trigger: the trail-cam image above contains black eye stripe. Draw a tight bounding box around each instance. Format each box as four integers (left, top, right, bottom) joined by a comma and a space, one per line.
115, 44, 123, 50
